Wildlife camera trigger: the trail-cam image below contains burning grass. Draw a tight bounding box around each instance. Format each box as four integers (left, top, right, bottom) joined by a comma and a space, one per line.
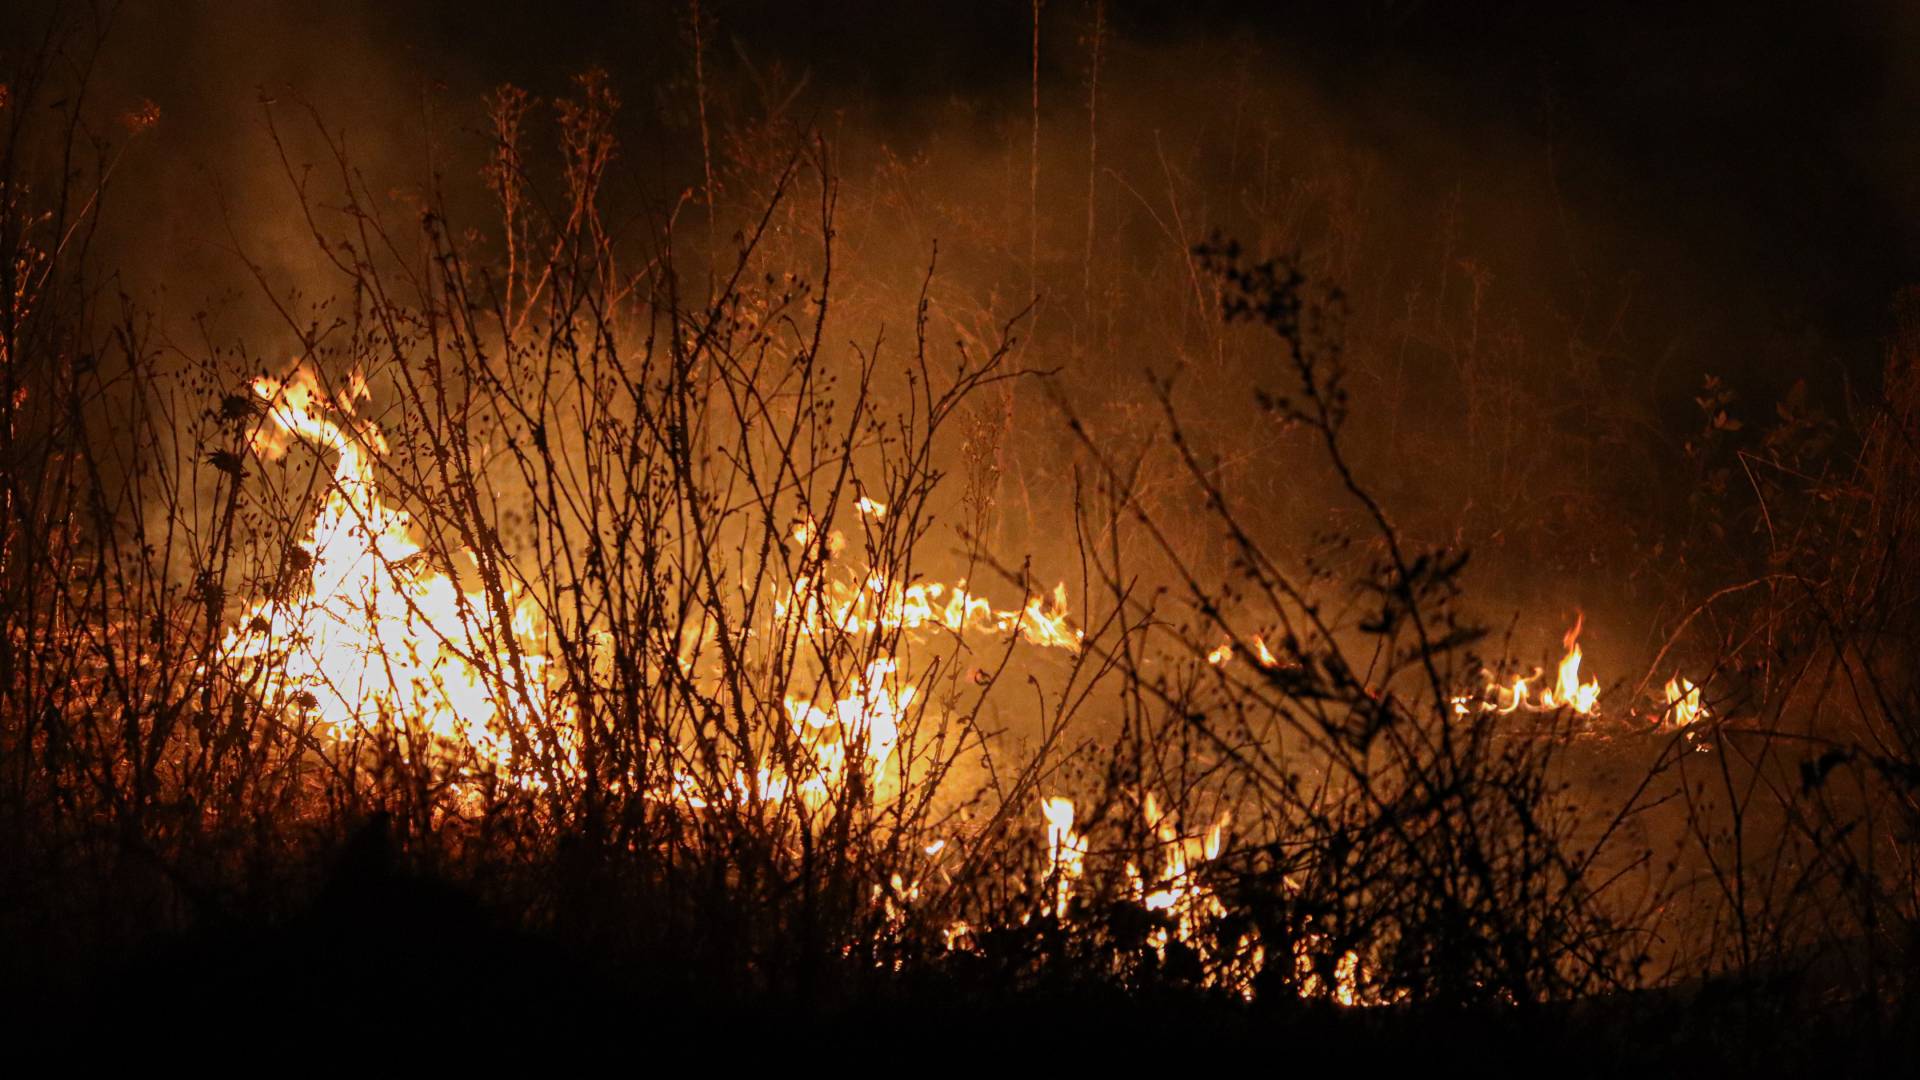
1, 21, 1916, 1062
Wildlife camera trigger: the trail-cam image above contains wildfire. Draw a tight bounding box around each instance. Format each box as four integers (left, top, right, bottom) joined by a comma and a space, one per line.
217, 370, 560, 780
666, 656, 925, 811
1295, 941, 1364, 1007
220, 366, 1087, 814
1252, 635, 1279, 667
214, 367, 1698, 1007
1029, 792, 1267, 1001
1126, 793, 1264, 998
1441, 615, 1718, 760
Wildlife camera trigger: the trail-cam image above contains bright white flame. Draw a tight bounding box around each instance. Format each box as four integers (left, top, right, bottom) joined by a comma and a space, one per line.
218, 369, 560, 780
1040, 795, 1087, 915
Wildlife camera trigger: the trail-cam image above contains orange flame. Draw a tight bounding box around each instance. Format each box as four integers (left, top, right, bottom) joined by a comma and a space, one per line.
1662, 674, 1708, 730
1539, 613, 1601, 715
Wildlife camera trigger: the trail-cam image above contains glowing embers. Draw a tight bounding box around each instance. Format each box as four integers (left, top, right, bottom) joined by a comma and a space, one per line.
217, 370, 559, 778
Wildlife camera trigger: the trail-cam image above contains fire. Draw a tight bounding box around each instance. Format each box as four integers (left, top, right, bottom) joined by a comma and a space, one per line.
1040, 795, 1087, 915
1539, 614, 1602, 714
217, 370, 560, 779
790, 516, 844, 554
781, 656, 915, 796
1662, 674, 1709, 730
213, 367, 1692, 1004
1458, 616, 1611, 719
222, 367, 1087, 814
776, 574, 1081, 653
1296, 940, 1364, 1007
1500, 674, 1530, 713
1252, 635, 1279, 667
1205, 635, 1282, 668
1126, 793, 1263, 998
1029, 792, 1265, 998
1447, 617, 1714, 753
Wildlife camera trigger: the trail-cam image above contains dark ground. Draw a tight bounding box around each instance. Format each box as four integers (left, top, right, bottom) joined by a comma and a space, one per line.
9, 818, 1908, 1072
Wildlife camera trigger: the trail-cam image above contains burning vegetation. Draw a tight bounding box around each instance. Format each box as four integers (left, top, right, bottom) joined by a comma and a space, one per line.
1, 2, 1917, 1064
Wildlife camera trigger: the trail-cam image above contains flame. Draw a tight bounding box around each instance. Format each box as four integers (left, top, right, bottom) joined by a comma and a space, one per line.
1539, 615, 1601, 715
1252, 635, 1279, 668
1662, 674, 1708, 730
782, 656, 915, 795
1034, 793, 1265, 999
221, 365, 1087, 815
1129, 794, 1260, 993
1296, 939, 1363, 1006
942, 920, 975, 952
1499, 674, 1531, 713
776, 574, 1081, 653
1447, 618, 1714, 758
1040, 795, 1088, 915
218, 370, 559, 778
667, 658, 923, 810
1458, 616, 1614, 719
220, 368, 1696, 1001
790, 516, 849, 557
1206, 636, 1280, 669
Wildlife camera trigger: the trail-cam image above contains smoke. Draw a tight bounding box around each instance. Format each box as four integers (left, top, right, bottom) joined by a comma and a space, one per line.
12, 0, 1913, 658
47, 1, 1911, 336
